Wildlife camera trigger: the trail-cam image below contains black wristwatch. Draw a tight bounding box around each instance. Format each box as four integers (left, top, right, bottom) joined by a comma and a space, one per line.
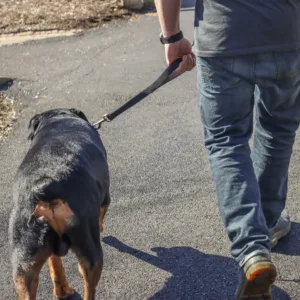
160, 31, 183, 45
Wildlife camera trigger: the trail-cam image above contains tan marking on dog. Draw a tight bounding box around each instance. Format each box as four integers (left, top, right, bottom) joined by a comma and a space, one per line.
99, 205, 109, 233
14, 250, 51, 300
48, 255, 74, 298
74, 251, 102, 300
15, 276, 29, 300
31, 199, 74, 236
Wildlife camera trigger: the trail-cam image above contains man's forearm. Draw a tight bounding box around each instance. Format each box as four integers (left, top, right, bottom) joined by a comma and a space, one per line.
154, 0, 181, 36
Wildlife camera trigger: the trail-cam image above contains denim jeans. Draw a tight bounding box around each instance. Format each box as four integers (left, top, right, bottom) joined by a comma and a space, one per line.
197, 49, 300, 265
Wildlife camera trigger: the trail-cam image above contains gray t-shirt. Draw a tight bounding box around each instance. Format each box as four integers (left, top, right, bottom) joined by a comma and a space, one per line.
194, 0, 300, 57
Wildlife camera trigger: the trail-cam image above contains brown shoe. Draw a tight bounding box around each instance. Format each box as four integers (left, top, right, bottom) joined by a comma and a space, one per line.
236, 254, 277, 300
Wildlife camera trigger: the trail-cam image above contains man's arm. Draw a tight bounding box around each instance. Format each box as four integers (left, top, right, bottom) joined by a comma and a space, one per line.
155, 0, 181, 36
154, 0, 195, 72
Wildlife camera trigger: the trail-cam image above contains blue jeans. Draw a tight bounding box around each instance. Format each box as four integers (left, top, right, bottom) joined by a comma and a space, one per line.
197, 49, 300, 265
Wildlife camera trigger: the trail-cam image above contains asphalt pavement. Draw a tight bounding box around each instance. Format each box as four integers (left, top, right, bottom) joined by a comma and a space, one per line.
1, 4, 300, 300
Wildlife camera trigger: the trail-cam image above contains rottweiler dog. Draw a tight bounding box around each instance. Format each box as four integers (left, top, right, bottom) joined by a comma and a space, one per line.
8, 108, 111, 300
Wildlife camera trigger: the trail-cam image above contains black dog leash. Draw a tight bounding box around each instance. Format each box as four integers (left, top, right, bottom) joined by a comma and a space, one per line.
93, 58, 183, 129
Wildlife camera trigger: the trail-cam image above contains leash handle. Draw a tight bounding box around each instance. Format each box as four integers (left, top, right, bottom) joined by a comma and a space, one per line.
93, 58, 183, 129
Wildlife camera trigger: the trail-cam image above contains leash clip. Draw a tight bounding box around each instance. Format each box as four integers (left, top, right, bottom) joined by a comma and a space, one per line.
93, 114, 111, 130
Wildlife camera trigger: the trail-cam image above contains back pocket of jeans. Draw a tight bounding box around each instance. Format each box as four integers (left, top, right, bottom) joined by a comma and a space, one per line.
197, 56, 240, 93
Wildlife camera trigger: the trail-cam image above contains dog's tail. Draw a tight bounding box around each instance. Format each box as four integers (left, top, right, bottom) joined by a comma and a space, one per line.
31, 199, 79, 256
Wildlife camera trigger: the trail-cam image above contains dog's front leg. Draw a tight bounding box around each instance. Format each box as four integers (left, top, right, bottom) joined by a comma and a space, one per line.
99, 204, 109, 233
99, 193, 111, 233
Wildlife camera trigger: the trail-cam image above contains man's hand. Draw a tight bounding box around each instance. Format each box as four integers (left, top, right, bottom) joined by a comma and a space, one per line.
165, 37, 196, 72
154, 0, 195, 72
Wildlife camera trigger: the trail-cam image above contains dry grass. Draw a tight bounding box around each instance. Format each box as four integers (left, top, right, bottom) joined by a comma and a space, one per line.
0, 93, 16, 141
0, 0, 134, 34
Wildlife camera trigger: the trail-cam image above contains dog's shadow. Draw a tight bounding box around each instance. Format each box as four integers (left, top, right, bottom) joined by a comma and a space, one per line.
103, 236, 291, 300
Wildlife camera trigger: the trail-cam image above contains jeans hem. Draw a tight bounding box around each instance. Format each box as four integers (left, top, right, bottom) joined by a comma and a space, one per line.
238, 249, 271, 268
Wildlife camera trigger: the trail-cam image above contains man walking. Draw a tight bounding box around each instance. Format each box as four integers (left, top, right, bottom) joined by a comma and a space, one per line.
154, 1, 300, 299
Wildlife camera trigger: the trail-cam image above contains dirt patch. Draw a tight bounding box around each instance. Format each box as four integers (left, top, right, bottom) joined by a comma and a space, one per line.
0, 93, 16, 141
0, 0, 154, 35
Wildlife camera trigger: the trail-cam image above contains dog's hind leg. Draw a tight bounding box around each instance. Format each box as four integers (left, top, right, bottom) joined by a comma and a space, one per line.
48, 255, 74, 299
12, 249, 50, 300
77, 258, 103, 300
74, 244, 103, 300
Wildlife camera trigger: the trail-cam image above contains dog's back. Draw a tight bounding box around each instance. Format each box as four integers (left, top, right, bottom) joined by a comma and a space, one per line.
10, 110, 109, 253
9, 109, 110, 300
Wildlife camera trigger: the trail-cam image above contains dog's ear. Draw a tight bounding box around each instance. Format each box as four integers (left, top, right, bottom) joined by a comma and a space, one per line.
28, 113, 42, 140
70, 108, 89, 122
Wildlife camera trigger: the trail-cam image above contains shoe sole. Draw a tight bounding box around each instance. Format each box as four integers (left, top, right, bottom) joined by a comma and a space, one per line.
237, 262, 277, 300
270, 222, 291, 249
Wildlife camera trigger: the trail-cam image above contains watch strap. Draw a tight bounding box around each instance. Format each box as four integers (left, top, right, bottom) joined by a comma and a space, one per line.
160, 31, 183, 44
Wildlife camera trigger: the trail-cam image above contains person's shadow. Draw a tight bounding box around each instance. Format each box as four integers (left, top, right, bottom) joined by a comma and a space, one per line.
272, 221, 300, 256
103, 236, 291, 300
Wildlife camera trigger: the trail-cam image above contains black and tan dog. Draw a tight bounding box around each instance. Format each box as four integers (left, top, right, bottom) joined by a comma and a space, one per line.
8, 108, 111, 300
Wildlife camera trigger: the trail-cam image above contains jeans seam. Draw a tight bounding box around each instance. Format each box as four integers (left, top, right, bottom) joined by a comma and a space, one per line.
230, 56, 235, 73
274, 51, 279, 82
275, 47, 300, 53
252, 55, 256, 82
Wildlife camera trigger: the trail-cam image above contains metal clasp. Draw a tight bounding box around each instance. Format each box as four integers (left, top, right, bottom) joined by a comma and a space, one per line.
93, 114, 111, 130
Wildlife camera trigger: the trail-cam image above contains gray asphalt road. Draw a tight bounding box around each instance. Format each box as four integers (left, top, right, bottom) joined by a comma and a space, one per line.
1, 6, 300, 300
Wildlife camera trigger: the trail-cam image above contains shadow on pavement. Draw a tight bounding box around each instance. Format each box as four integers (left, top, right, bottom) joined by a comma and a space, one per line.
59, 290, 83, 300
181, 0, 196, 9
103, 236, 291, 300
0, 77, 13, 91
272, 222, 300, 256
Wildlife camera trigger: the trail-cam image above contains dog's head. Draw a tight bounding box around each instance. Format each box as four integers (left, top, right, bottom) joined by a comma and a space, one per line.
28, 108, 89, 140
